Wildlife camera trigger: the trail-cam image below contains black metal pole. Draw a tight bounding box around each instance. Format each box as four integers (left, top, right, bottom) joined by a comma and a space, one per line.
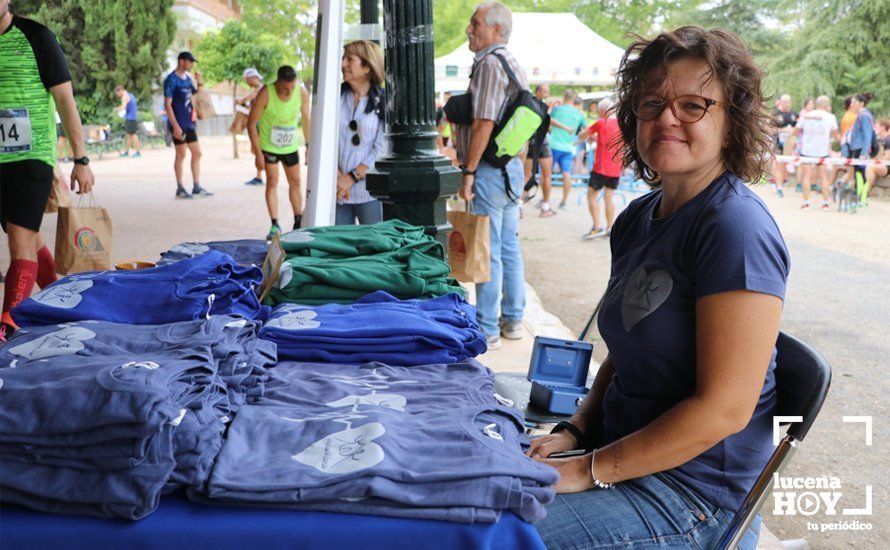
366, 0, 460, 245
360, 0, 379, 25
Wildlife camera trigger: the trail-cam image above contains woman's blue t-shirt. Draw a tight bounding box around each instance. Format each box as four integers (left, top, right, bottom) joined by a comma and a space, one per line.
597, 172, 790, 511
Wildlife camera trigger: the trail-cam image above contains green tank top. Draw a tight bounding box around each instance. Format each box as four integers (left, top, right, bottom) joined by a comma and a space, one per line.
0, 21, 58, 166
258, 84, 301, 155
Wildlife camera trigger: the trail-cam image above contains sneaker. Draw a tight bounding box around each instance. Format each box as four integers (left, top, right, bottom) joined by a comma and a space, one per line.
500, 319, 523, 340
486, 333, 502, 351
266, 224, 282, 240
558, 202, 567, 210
119, 152, 130, 158
540, 208, 556, 218
583, 227, 606, 240
245, 177, 263, 186
821, 202, 830, 211
800, 202, 810, 210
192, 186, 214, 198
176, 187, 193, 199
132, 152, 142, 158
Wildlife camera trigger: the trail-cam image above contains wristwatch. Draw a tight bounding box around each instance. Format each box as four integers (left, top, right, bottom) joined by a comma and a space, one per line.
72, 156, 90, 166
349, 169, 361, 182
551, 421, 592, 450
460, 166, 477, 176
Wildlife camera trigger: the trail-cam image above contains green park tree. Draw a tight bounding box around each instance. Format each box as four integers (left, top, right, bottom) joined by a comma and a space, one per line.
12, 0, 177, 124
194, 19, 291, 158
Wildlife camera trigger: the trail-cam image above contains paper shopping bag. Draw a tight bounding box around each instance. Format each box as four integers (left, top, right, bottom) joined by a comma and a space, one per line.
447, 206, 490, 283
55, 196, 113, 274
259, 232, 286, 303
44, 166, 72, 214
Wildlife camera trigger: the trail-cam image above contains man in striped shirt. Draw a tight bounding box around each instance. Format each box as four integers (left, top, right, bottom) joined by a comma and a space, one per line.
455, 1, 528, 350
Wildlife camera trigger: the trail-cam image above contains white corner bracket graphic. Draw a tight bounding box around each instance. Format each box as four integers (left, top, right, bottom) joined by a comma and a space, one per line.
842, 416, 873, 446
843, 485, 873, 516
773, 416, 803, 447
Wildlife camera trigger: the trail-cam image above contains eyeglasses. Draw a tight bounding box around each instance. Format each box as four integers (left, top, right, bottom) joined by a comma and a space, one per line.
633, 95, 724, 123
349, 119, 360, 146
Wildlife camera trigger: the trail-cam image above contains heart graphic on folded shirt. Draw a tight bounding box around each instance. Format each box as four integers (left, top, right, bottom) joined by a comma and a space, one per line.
276, 263, 293, 289
293, 422, 386, 474
270, 309, 321, 330
280, 230, 315, 244
30, 280, 94, 309
9, 326, 97, 360
621, 265, 673, 331
326, 393, 407, 412
169, 242, 210, 257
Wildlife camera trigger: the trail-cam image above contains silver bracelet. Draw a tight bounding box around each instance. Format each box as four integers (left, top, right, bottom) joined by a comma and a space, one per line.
590, 449, 615, 490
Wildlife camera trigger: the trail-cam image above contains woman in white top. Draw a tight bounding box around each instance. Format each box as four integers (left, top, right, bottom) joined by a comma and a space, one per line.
336, 40, 387, 225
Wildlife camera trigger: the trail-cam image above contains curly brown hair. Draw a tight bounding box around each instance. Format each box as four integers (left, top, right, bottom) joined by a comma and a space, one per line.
613, 26, 772, 185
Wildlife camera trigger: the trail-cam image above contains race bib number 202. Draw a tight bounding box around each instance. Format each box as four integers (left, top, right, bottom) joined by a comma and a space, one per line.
270, 125, 297, 148
0, 109, 32, 153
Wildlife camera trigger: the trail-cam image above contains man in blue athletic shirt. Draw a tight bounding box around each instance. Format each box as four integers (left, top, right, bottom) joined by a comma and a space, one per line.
114, 84, 141, 158
163, 51, 212, 200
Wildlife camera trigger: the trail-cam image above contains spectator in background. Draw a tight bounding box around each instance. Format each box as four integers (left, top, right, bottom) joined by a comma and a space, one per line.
848, 92, 876, 192
336, 39, 386, 225
549, 89, 587, 209
235, 67, 265, 186
582, 98, 621, 240
769, 94, 796, 195
454, 1, 528, 349
163, 51, 213, 199
864, 119, 890, 193
436, 91, 457, 163
794, 95, 840, 210
832, 95, 857, 186
524, 84, 556, 216
114, 85, 141, 158
572, 96, 588, 175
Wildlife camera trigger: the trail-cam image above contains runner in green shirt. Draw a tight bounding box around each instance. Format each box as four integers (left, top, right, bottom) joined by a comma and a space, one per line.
247, 65, 311, 240
0, 1, 94, 341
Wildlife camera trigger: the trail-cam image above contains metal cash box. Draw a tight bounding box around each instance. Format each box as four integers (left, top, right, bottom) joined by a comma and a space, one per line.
527, 336, 593, 415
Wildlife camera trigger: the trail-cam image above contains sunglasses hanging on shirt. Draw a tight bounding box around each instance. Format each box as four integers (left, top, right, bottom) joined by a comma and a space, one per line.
349, 119, 360, 146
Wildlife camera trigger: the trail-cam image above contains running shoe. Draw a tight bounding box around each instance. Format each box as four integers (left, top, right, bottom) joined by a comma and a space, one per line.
119, 152, 129, 158
192, 186, 214, 198
558, 202, 567, 210
245, 177, 264, 186
500, 319, 523, 340
485, 333, 502, 351
266, 224, 282, 241
821, 202, 830, 211
176, 187, 193, 199
132, 152, 142, 158
583, 228, 607, 240
540, 208, 556, 218
800, 203, 810, 210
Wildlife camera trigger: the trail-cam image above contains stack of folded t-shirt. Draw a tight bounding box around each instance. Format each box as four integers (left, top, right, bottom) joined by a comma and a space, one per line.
264, 222, 464, 306
11, 251, 266, 327
259, 291, 486, 365
157, 239, 269, 267
195, 360, 558, 523
0, 353, 216, 519
1, 315, 276, 498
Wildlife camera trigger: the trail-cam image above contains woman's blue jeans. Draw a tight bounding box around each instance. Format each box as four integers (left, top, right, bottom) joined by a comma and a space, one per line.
335, 200, 383, 225
535, 472, 761, 549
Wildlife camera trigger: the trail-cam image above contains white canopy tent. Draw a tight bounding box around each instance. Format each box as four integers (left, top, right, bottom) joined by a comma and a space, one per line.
434, 13, 624, 93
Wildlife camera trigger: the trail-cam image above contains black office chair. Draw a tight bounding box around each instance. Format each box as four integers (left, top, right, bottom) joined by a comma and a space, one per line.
718, 331, 832, 549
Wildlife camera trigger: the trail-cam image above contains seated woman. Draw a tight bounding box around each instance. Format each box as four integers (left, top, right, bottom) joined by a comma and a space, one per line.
530, 27, 789, 549
336, 39, 386, 225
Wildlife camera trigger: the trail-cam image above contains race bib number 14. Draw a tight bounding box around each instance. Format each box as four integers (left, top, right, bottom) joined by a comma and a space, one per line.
0, 109, 33, 153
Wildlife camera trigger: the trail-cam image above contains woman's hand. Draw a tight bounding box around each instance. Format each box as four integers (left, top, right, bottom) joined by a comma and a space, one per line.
526, 431, 576, 459
540, 454, 595, 494
336, 173, 354, 201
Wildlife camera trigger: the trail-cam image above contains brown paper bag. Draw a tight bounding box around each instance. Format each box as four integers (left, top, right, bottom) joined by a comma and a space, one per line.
55, 195, 113, 274
45, 166, 73, 214
259, 232, 286, 303
447, 205, 490, 283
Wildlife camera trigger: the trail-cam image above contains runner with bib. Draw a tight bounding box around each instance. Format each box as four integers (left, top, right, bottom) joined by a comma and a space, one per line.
247, 65, 310, 240
0, 0, 95, 342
